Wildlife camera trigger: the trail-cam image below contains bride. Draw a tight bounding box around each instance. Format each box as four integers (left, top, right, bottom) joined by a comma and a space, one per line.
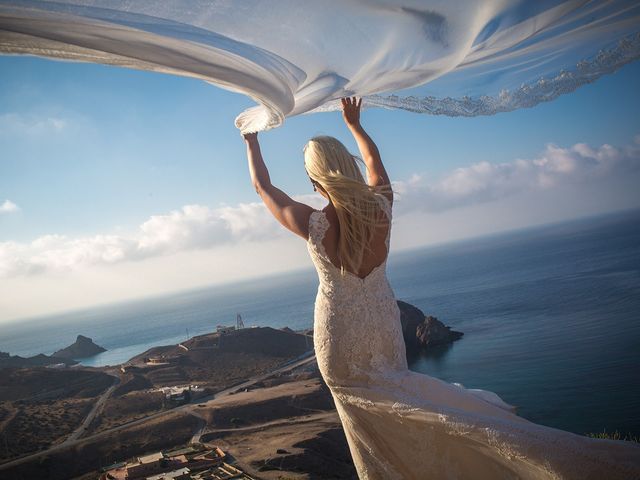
242, 98, 640, 479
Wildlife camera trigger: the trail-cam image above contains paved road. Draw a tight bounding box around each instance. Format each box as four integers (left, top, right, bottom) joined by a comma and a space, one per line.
0, 352, 317, 471
201, 411, 335, 436
188, 413, 208, 444
62, 374, 120, 444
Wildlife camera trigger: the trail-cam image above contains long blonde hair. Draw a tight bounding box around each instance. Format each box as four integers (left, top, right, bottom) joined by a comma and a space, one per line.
303, 136, 392, 275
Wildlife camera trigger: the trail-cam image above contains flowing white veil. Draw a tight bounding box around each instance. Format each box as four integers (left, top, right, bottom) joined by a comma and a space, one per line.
1, 1, 639, 133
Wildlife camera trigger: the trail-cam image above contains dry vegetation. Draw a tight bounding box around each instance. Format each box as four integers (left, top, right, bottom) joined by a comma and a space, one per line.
0, 404, 12, 425
198, 375, 357, 480
0, 368, 113, 402
87, 328, 313, 433
0, 412, 201, 480
200, 380, 334, 428
181, 351, 296, 387
0, 367, 113, 462
112, 373, 153, 397
250, 424, 357, 480
0, 368, 353, 480
0, 327, 317, 478
0, 398, 94, 461
126, 328, 312, 390
88, 391, 165, 433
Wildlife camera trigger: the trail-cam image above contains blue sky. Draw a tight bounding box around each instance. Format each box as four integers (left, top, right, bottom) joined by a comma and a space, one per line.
1, 55, 639, 321
2, 56, 639, 241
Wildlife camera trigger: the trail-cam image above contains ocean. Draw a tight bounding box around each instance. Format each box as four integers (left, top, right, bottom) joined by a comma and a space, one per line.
2, 209, 639, 438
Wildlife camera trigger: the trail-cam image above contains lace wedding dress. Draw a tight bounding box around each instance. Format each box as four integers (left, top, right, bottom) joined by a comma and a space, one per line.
306, 195, 640, 480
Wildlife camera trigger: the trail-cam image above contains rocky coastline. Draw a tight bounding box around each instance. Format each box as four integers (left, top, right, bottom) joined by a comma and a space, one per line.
397, 300, 464, 354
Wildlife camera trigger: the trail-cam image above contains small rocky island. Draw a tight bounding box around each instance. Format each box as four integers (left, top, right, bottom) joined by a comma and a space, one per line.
398, 300, 464, 355
0, 335, 106, 368
52, 335, 107, 359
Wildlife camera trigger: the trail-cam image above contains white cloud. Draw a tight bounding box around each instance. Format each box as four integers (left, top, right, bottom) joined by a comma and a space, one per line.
393, 139, 640, 214
0, 200, 19, 214
0, 113, 68, 135
1, 137, 639, 280
0, 194, 325, 278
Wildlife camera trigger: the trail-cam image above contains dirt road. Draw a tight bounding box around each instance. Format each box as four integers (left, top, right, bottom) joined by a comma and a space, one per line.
61, 374, 120, 444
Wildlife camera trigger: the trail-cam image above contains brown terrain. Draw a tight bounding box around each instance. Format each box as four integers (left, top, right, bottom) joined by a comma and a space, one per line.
198, 369, 357, 479
1, 410, 201, 480
0, 326, 329, 479
0, 368, 114, 462
82, 327, 312, 434
0, 302, 448, 479
128, 326, 311, 386
87, 390, 166, 434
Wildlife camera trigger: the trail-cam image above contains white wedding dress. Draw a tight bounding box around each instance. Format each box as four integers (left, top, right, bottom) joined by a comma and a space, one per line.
307, 195, 640, 480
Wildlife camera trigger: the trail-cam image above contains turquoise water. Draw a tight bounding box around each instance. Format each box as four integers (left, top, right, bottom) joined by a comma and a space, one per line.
1, 209, 639, 437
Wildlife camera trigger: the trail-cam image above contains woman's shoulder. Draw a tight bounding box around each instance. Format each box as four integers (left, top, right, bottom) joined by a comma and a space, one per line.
320, 205, 339, 229
321, 203, 337, 216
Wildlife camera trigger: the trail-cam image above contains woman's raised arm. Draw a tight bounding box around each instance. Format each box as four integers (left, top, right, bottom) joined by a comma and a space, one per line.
342, 97, 392, 196
243, 132, 314, 240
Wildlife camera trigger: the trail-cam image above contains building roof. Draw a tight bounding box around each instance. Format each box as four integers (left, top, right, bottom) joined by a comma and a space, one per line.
169, 455, 188, 465
138, 452, 164, 464
101, 461, 126, 472
164, 446, 198, 457
146, 467, 190, 480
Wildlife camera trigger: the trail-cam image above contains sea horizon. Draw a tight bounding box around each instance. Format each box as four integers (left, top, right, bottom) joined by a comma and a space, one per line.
1, 207, 639, 437
2, 206, 637, 331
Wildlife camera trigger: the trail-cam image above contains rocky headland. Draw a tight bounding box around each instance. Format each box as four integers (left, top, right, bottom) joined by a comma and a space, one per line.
397, 300, 464, 354
52, 334, 106, 359
302, 300, 465, 359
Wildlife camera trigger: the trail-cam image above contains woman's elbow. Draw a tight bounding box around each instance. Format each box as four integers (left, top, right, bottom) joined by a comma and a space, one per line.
252, 180, 269, 196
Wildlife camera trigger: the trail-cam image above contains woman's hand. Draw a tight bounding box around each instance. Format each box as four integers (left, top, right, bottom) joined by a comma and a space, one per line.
243, 131, 258, 144
341, 96, 362, 129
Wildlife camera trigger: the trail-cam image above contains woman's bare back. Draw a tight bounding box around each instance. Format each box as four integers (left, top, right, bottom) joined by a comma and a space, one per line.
319, 200, 391, 279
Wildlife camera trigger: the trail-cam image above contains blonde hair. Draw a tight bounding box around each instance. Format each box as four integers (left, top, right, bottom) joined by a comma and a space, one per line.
303, 135, 392, 275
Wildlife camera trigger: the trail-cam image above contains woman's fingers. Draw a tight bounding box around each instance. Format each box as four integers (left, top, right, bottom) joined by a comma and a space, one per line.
341, 96, 361, 112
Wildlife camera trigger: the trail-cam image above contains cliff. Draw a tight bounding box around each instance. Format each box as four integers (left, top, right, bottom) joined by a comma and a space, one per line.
52, 335, 106, 359
397, 301, 463, 354
298, 301, 462, 358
